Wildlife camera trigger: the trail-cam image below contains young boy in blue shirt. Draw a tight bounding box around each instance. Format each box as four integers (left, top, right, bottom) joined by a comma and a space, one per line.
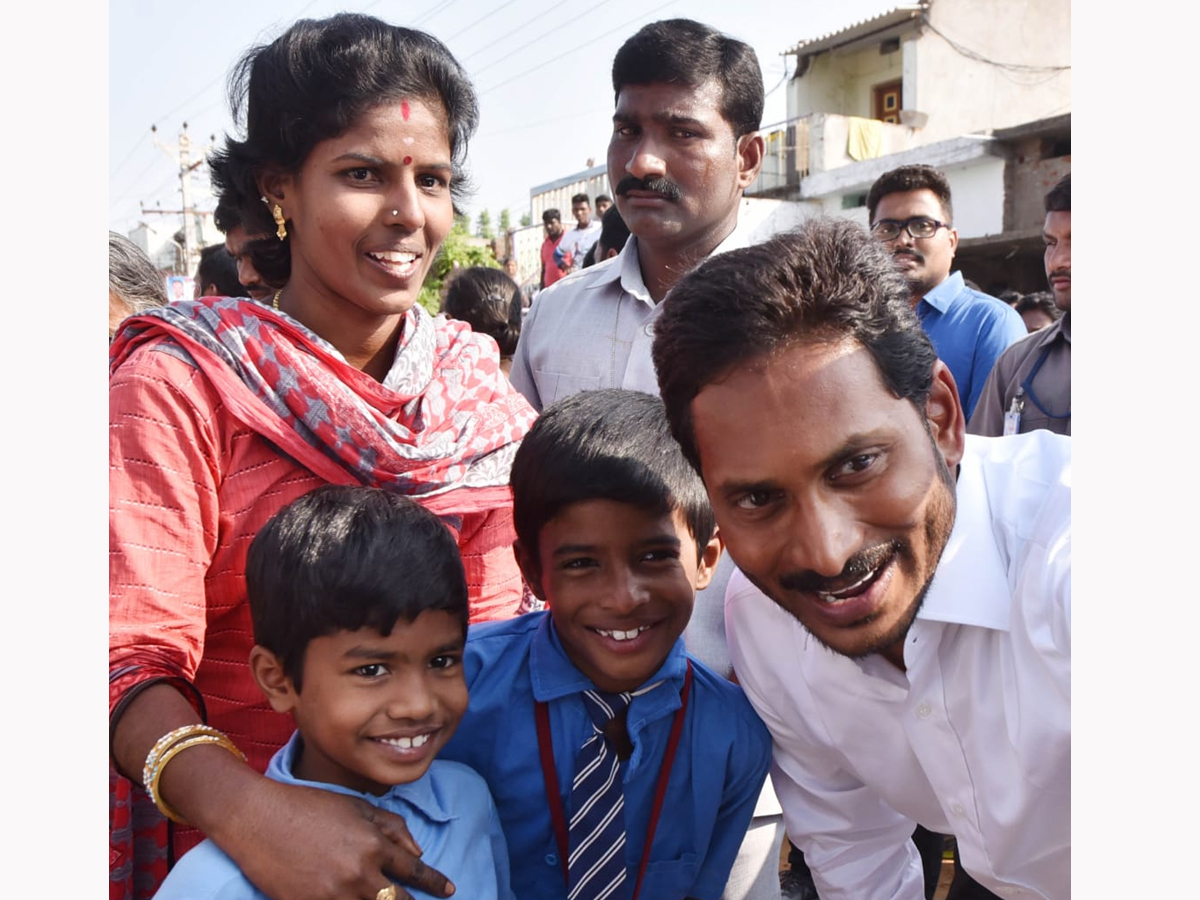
153, 486, 514, 900
441, 389, 772, 900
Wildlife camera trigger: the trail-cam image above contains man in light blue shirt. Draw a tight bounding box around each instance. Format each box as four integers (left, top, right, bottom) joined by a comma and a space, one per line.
867, 164, 1025, 419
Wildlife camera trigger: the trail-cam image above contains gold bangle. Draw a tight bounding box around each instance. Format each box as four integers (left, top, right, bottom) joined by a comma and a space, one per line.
142, 724, 225, 788
145, 730, 247, 825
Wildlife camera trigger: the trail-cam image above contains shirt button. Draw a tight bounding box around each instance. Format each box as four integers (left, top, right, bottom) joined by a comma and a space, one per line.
545, 854, 558, 867
915, 703, 933, 719
951, 802, 966, 816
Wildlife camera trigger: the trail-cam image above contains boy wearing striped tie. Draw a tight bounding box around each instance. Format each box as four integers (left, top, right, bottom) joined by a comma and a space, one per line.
441, 389, 772, 900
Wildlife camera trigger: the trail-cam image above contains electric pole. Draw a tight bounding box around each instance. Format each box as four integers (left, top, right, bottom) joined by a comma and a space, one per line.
150, 122, 213, 276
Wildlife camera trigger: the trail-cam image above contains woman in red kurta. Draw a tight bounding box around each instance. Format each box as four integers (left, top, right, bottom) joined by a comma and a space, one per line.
109, 15, 535, 900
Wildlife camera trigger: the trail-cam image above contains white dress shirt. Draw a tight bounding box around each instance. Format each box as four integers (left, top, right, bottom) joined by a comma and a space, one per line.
510, 228, 751, 411
725, 432, 1071, 900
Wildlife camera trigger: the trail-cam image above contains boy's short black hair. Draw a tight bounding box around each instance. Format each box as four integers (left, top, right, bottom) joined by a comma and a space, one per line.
510, 389, 716, 567
246, 486, 468, 690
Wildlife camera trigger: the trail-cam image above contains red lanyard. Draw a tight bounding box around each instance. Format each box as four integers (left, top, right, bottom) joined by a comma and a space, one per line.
534, 660, 693, 900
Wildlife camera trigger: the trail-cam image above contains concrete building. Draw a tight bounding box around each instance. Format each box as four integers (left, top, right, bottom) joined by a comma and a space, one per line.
522, 0, 1070, 294
750, 0, 1070, 292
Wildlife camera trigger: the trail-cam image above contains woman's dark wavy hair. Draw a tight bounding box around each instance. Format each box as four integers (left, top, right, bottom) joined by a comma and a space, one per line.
209, 13, 479, 287
246, 485, 468, 691
652, 217, 938, 472
440, 266, 523, 358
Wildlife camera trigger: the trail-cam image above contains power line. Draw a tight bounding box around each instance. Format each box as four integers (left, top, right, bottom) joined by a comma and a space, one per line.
470, 0, 601, 76
457, 0, 568, 63
479, 0, 680, 94
444, 0, 523, 42
413, 0, 463, 27
923, 17, 1069, 75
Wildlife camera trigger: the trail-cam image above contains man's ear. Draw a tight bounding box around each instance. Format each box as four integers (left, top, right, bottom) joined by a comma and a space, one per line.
693, 528, 724, 592
513, 539, 546, 603
735, 132, 766, 189
604, 247, 619, 260
925, 360, 966, 471
249, 644, 300, 714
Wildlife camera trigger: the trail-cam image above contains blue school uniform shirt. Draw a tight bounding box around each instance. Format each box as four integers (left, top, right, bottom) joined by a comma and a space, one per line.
152, 731, 514, 900
917, 271, 1026, 419
440, 611, 772, 900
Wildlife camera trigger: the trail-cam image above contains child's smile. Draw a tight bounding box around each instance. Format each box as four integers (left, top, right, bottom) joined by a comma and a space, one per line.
280, 611, 468, 795
526, 499, 721, 694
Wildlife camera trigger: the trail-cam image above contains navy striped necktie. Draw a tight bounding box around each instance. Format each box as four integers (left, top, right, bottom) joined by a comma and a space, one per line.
567, 689, 632, 900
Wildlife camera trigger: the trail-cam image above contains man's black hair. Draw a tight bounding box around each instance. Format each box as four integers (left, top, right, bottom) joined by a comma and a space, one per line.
653, 218, 937, 472
246, 485, 468, 691
612, 19, 763, 138
598, 205, 631, 257
195, 244, 243, 297
1044, 173, 1070, 212
866, 164, 954, 225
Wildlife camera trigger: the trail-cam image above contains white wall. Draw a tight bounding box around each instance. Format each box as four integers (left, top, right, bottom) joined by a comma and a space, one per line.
786, 0, 1070, 147
912, 0, 1071, 143
942, 156, 1006, 238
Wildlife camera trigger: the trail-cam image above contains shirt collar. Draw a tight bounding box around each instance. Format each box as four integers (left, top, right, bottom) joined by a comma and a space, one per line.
603, 220, 754, 306
915, 436, 1012, 632
529, 612, 689, 705
268, 731, 455, 822
920, 270, 964, 313
1027, 314, 1070, 352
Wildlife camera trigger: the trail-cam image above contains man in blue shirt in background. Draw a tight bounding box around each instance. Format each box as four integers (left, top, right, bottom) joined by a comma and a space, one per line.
867, 164, 1025, 420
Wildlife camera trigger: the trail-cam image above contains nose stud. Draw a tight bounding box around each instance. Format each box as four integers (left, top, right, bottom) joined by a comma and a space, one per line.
391, 210, 399, 217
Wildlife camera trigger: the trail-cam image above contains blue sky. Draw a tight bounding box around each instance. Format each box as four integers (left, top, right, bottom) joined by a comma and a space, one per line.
108, 0, 899, 236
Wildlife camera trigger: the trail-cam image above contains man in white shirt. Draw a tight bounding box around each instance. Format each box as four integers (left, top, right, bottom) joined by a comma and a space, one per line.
652, 218, 1070, 900
554, 193, 602, 274
509, 17, 765, 411
510, 19, 785, 900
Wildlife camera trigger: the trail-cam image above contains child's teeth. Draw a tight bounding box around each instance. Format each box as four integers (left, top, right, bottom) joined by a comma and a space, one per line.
598, 626, 650, 641
381, 733, 430, 749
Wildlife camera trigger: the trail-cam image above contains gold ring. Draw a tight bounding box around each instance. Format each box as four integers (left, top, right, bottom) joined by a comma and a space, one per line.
376, 886, 397, 900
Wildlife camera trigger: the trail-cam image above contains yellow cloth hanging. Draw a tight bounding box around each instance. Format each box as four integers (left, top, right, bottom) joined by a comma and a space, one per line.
847, 117, 884, 161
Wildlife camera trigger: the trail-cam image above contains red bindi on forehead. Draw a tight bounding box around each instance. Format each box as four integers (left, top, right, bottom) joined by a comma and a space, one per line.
404, 156, 412, 164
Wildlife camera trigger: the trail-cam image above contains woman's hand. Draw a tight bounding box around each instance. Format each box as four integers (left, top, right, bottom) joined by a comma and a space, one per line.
112, 684, 452, 900
210, 772, 454, 900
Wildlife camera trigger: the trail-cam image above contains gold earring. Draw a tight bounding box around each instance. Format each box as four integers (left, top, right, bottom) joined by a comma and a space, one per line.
272, 204, 287, 241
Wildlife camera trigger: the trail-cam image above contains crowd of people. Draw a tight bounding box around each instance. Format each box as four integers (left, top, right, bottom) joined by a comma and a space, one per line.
109, 12, 1071, 900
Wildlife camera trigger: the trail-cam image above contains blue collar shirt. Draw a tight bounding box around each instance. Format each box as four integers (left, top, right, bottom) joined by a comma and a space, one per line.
152, 731, 515, 900
441, 611, 771, 900
917, 271, 1027, 419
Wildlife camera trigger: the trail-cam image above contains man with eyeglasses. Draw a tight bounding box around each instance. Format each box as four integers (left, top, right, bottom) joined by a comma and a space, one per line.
968, 174, 1071, 438
867, 165, 1025, 420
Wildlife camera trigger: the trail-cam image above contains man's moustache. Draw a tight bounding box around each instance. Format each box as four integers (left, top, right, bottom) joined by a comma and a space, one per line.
1048, 268, 1070, 280
615, 175, 683, 202
778, 542, 901, 594
893, 249, 924, 264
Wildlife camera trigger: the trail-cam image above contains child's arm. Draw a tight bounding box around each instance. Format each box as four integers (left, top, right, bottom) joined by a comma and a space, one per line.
113, 684, 453, 900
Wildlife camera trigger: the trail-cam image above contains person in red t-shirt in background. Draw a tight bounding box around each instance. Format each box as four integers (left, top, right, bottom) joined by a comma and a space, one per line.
540, 208, 568, 288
